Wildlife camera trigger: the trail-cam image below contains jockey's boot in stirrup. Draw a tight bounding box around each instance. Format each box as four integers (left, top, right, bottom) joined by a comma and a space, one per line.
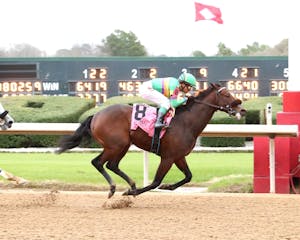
155, 112, 166, 129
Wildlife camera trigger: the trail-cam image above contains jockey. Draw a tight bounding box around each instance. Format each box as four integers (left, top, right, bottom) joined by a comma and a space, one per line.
139, 72, 197, 129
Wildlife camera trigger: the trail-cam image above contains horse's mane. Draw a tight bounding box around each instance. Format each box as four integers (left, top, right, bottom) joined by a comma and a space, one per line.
175, 84, 216, 114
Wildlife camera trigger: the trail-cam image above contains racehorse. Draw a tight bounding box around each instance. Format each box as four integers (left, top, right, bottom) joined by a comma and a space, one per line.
0, 102, 26, 184
57, 83, 246, 198
0, 102, 14, 130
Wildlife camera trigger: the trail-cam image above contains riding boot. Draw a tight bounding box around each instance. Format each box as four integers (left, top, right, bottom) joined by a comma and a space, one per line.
155, 112, 166, 129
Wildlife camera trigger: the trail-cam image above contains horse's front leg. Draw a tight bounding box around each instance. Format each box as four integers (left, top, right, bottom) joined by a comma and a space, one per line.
158, 157, 192, 190
123, 157, 173, 196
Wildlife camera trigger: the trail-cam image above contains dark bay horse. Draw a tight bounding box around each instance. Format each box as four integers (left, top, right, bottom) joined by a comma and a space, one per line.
57, 83, 246, 198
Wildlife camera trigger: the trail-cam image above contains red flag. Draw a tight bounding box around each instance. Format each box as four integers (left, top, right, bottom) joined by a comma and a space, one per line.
194, 2, 223, 24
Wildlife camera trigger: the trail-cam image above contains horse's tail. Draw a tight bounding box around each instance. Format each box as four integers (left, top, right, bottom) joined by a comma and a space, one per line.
56, 115, 93, 154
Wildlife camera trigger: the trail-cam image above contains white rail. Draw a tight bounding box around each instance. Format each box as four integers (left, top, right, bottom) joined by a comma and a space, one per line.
0, 123, 298, 137
1, 123, 299, 193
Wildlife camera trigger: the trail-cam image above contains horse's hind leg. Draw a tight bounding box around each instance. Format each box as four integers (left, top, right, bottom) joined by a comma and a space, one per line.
158, 157, 192, 190
106, 147, 136, 191
92, 147, 136, 198
91, 152, 116, 198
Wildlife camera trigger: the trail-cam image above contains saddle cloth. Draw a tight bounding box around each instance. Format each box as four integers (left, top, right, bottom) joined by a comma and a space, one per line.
130, 103, 173, 138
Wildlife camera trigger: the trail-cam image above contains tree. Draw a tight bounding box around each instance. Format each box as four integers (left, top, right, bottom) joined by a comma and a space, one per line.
54, 49, 72, 57
70, 44, 99, 56
101, 30, 147, 56
5, 43, 45, 57
238, 42, 270, 56
55, 44, 101, 57
253, 39, 288, 56
272, 39, 288, 56
192, 50, 206, 57
215, 42, 236, 56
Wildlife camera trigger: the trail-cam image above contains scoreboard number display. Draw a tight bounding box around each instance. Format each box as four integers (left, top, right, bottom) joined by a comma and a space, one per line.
232, 67, 259, 78
270, 79, 288, 96
82, 67, 108, 80
0, 63, 42, 97
188, 67, 208, 79
269, 68, 289, 96
118, 67, 157, 96
68, 67, 108, 104
118, 80, 142, 96
0, 81, 42, 96
186, 67, 209, 91
221, 67, 260, 99
138, 67, 157, 79
0, 57, 288, 104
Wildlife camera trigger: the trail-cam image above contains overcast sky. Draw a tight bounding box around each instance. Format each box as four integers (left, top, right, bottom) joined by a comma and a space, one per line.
0, 0, 294, 56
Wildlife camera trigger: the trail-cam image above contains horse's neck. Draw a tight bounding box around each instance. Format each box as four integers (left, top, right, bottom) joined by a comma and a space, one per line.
194, 104, 215, 130
184, 96, 218, 137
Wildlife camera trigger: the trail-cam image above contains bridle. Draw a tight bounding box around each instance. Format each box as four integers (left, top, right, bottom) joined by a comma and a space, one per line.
0, 107, 13, 128
0, 110, 8, 126
193, 87, 239, 116
0, 110, 9, 119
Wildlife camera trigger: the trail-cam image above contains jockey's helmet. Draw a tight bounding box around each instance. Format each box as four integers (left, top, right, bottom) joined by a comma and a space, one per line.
178, 73, 196, 87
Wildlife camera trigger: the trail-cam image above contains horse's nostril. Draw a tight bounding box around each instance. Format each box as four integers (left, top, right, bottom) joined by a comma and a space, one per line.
7, 121, 13, 128
241, 109, 247, 116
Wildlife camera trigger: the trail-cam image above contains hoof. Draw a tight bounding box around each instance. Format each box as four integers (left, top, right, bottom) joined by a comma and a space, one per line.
16, 178, 28, 185
122, 189, 131, 196
108, 191, 114, 199
158, 184, 172, 190
122, 189, 137, 196
108, 185, 116, 198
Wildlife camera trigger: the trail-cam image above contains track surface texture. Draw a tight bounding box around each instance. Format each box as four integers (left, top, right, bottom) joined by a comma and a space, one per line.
0, 189, 299, 240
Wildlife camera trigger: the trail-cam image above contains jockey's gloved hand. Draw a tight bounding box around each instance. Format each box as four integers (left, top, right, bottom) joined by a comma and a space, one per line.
168, 107, 176, 117
186, 94, 195, 100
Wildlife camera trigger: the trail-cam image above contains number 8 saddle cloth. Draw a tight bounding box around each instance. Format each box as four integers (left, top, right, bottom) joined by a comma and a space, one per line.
130, 103, 173, 138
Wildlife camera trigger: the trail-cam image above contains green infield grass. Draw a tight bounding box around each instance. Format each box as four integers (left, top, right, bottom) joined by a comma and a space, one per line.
0, 152, 253, 192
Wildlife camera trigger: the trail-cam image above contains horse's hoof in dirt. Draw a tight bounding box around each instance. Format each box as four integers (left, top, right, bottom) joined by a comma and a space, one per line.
122, 189, 137, 197
16, 178, 28, 185
122, 189, 131, 196
108, 191, 114, 199
108, 185, 116, 198
122, 190, 128, 196
158, 184, 172, 190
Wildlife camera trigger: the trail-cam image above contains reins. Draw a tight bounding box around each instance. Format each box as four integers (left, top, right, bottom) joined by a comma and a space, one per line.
193, 87, 235, 115
194, 99, 226, 111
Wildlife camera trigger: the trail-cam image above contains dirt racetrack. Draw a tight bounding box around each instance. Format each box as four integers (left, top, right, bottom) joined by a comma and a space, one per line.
1, 189, 300, 240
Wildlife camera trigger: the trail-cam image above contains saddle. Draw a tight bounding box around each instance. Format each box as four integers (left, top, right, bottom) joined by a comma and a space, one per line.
131, 103, 173, 154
